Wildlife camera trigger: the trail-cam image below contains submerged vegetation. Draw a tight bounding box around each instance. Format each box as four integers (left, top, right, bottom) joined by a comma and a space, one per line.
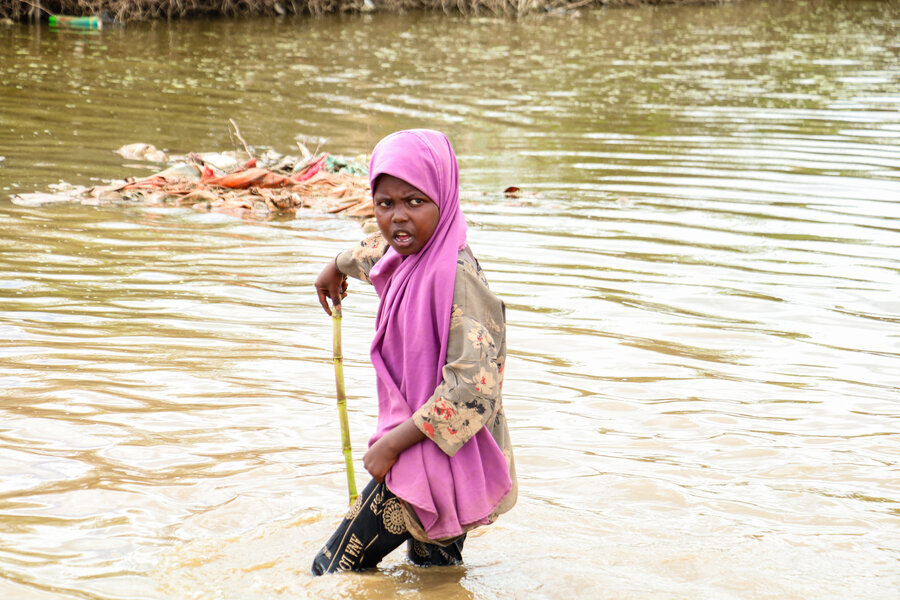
4, 0, 735, 22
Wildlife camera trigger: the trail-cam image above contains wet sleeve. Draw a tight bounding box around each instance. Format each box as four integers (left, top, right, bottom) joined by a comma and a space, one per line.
412, 262, 506, 457
335, 231, 387, 284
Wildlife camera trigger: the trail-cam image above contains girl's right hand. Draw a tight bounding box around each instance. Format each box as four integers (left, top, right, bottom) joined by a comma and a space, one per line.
315, 259, 348, 316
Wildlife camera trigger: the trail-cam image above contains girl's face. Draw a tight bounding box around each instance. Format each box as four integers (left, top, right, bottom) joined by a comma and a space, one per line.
373, 174, 440, 256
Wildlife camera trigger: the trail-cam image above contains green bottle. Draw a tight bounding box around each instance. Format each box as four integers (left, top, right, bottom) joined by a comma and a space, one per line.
49, 15, 103, 30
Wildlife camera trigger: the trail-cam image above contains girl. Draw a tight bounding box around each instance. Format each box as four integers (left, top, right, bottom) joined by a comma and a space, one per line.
311, 129, 516, 574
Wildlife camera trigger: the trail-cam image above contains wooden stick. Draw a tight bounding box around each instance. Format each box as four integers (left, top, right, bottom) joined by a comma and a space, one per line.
332, 306, 358, 504
228, 118, 254, 160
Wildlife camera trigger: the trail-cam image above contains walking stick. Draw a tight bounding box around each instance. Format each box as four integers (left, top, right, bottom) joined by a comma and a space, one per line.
332, 305, 358, 505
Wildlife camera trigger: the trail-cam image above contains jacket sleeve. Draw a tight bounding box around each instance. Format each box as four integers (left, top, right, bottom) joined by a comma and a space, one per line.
412, 259, 506, 457
335, 231, 388, 283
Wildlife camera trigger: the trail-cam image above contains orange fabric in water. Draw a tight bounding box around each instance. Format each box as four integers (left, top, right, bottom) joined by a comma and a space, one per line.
202, 168, 297, 189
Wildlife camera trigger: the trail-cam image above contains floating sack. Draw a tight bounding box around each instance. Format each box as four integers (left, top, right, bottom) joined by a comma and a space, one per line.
200, 167, 298, 189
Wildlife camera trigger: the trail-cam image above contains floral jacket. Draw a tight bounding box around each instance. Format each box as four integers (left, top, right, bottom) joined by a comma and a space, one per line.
336, 232, 517, 539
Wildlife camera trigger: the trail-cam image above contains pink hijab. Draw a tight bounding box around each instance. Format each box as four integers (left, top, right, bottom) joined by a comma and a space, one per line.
368, 130, 511, 540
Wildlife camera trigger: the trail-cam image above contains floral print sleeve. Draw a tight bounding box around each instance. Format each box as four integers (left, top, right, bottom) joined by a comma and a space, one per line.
335, 232, 388, 283
412, 252, 507, 458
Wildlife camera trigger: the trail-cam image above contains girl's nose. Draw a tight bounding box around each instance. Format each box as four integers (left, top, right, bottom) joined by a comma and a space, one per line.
391, 206, 408, 222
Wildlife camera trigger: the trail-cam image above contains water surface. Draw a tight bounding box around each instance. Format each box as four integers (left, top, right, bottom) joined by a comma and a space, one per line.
1, 2, 899, 598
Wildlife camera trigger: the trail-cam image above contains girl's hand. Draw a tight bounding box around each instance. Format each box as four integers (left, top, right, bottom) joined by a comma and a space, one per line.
363, 419, 427, 483
363, 437, 399, 483
315, 259, 348, 316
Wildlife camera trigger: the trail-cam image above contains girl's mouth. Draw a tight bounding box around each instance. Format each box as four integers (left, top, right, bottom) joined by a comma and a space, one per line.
393, 232, 413, 247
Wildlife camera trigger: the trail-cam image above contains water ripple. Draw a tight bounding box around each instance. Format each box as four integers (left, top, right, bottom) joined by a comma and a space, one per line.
2, 3, 900, 599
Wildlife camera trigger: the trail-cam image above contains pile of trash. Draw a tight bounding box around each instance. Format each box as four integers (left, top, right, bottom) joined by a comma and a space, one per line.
13, 141, 374, 220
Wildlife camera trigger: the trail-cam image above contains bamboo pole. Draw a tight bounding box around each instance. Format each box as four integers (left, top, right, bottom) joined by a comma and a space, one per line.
332, 306, 358, 505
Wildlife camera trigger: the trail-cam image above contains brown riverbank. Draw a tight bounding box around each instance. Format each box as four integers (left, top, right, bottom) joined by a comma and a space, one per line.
4, 0, 736, 22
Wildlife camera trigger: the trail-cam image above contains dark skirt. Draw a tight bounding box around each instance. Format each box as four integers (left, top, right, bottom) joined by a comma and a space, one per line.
311, 478, 466, 575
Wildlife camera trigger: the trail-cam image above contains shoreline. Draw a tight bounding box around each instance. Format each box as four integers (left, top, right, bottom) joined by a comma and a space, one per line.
3, 1, 738, 23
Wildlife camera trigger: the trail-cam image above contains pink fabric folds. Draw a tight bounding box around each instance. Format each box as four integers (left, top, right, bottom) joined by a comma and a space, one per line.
368, 130, 511, 541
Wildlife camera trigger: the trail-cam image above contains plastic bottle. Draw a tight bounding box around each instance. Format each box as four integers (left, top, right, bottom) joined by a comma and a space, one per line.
48, 16, 103, 30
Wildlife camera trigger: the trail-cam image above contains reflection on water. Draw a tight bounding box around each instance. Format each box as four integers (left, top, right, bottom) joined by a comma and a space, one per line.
1, 1, 899, 598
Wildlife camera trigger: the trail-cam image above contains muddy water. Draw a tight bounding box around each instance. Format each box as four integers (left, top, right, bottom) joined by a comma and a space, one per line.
1, 1, 899, 598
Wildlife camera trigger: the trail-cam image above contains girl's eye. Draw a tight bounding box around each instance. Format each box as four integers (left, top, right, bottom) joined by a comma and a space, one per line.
377, 200, 392, 208
409, 198, 424, 207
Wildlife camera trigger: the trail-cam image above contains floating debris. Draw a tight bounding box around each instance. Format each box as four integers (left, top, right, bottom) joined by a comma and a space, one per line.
49, 15, 105, 30
116, 143, 169, 163
12, 144, 374, 221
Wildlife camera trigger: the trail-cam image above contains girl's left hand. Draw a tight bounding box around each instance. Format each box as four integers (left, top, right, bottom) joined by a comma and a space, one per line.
363, 438, 398, 483
363, 419, 426, 483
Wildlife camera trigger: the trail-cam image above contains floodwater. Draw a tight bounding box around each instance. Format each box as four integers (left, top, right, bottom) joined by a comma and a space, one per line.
1, 1, 899, 598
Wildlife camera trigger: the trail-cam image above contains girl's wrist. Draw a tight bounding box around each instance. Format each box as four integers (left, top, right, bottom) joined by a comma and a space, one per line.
383, 419, 427, 456
334, 253, 347, 278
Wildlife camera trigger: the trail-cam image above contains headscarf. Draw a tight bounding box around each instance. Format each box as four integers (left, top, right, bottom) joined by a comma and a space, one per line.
368, 130, 511, 540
